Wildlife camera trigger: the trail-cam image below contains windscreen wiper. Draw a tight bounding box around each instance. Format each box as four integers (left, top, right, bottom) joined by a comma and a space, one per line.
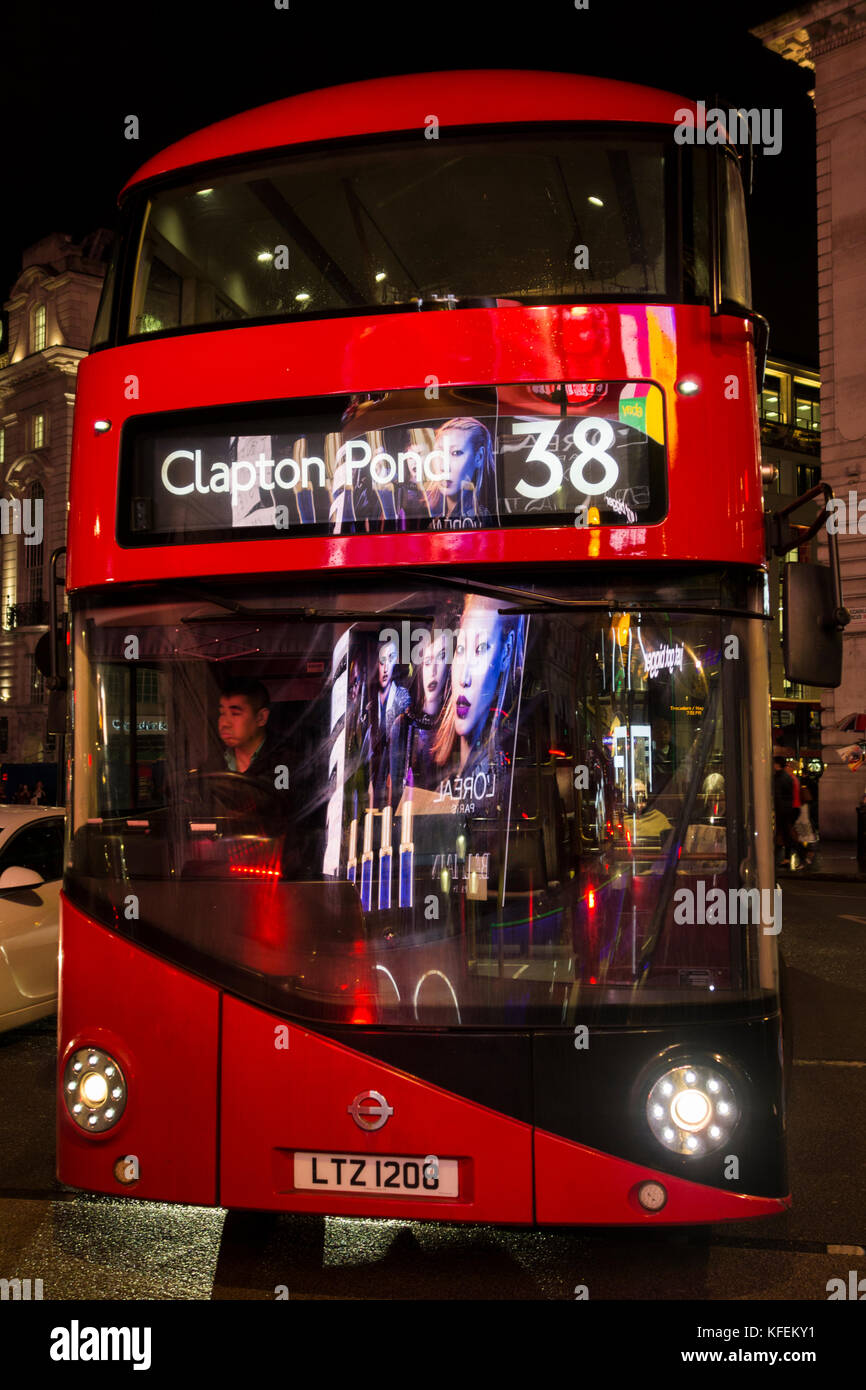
411, 294, 500, 310
181, 606, 429, 625
165, 579, 431, 625
396, 570, 765, 620
498, 602, 767, 620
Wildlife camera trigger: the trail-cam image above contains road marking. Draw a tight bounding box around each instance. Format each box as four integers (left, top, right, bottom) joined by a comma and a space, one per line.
839, 914, 866, 925
710, 1235, 864, 1254
786, 887, 866, 899
795, 1059, 866, 1067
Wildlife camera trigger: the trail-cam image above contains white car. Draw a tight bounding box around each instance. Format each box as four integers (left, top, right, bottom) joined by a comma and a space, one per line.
0, 805, 65, 1033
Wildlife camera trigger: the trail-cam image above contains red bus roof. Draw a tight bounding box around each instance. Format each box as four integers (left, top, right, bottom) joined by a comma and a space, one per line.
120, 69, 696, 197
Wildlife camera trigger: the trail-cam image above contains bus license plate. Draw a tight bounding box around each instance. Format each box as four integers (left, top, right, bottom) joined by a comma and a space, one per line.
294, 1152, 459, 1197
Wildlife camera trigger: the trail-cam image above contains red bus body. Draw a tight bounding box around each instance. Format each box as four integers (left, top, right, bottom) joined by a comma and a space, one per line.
58, 71, 788, 1224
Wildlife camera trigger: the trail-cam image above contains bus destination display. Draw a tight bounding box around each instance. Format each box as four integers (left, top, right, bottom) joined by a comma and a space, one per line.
119, 381, 667, 544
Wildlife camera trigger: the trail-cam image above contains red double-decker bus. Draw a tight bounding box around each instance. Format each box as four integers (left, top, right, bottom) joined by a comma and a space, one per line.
59, 70, 811, 1225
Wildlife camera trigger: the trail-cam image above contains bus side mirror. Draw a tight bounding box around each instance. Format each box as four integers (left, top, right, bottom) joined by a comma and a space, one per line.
46, 688, 67, 738
34, 609, 68, 737
782, 562, 845, 688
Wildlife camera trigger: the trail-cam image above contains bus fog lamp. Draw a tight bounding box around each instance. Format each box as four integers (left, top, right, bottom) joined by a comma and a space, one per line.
646, 1063, 737, 1156
63, 1047, 127, 1134
671, 1089, 711, 1131
81, 1072, 109, 1107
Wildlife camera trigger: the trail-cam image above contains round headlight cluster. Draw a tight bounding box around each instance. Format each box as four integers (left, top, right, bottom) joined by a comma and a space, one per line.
646, 1063, 737, 1156
63, 1047, 127, 1133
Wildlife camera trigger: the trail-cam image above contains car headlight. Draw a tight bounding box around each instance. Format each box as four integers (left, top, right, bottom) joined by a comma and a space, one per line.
646, 1063, 737, 1156
63, 1047, 127, 1133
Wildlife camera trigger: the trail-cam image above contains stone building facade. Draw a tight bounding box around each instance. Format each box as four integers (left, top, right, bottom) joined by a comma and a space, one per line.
756, 2, 866, 839
0, 233, 108, 764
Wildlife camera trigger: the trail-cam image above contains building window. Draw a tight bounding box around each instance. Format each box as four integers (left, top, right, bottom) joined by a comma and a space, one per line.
138, 668, 161, 704
797, 464, 820, 493
764, 457, 782, 493
30, 654, 45, 705
794, 379, 820, 434
782, 680, 807, 699
761, 372, 785, 424
31, 304, 46, 354
32, 413, 45, 449
23, 481, 45, 623
0, 428, 4, 466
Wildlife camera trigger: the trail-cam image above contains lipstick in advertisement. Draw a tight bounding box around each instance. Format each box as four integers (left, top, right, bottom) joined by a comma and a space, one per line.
342, 484, 356, 524
375, 483, 397, 522
378, 780, 393, 911
360, 786, 374, 912
291, 438, 317, 524
346, 790, 358, 884
296, 486, 316, 525
399, 767, 415, 908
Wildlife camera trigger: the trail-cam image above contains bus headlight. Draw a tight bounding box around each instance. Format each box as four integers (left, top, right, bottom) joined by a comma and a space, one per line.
63, 1048, 127, 1133
646, 1063, 737, 1156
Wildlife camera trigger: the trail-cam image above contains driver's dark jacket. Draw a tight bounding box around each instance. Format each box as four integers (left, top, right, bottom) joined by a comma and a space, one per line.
198, 730, 293, 787
194, 730, 299, 871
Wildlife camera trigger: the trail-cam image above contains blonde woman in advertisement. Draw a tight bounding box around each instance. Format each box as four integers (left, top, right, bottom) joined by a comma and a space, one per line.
423, 417, 496, 526
432, 593, 525, 790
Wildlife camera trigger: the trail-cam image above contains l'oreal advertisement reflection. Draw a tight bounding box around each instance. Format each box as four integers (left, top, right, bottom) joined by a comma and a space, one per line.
324, 595, 527, 941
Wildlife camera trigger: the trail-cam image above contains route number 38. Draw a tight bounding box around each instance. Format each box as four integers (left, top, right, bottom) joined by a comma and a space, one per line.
511, 418, 619, 500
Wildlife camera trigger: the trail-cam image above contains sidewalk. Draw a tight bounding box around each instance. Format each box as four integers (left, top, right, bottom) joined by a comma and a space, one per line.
777, 839, 866, 882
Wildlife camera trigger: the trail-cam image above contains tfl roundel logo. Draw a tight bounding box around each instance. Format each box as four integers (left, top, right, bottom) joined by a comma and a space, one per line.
348, 1090, 394, 1131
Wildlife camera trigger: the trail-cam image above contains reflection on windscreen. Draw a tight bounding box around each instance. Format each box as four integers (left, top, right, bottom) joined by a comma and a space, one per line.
69, 580, 759, 1025
129, 133, 667, 333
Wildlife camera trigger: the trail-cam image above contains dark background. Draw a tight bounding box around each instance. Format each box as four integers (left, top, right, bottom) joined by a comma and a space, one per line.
3, 0, 817, 363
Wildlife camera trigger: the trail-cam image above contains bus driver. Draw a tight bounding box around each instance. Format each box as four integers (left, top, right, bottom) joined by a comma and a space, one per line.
201, 677, 292, 788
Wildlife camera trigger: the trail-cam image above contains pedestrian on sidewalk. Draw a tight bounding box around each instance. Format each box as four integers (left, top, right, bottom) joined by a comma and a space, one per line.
787, 756, 816, 868
773, 751, 806, 869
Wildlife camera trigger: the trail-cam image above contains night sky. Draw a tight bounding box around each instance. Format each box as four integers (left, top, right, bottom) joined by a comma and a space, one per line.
4, 0, 817, 363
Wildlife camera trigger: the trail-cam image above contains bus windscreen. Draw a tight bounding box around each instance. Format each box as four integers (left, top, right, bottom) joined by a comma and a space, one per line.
67, 572, 769, 1026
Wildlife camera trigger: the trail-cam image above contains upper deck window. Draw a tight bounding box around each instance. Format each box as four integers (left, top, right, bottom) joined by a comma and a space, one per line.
126, 130, 669, 336
91, 238, 121, 348
719, 151, 752, 311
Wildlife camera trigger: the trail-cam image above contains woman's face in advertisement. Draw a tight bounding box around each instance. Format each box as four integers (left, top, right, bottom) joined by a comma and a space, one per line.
378, 641, 397, 694
452, 599, 510, 743
420, 631, 449, 713
439, 429, 482, 499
